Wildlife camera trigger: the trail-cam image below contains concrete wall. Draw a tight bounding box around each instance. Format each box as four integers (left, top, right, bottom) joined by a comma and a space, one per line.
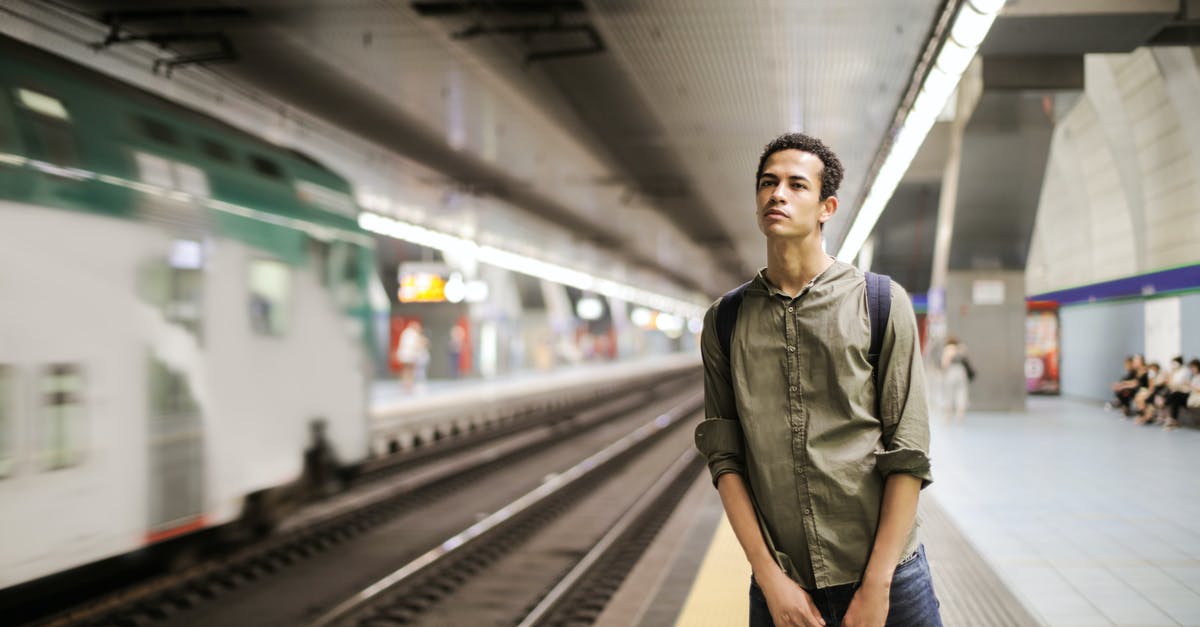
944, 270, 1027, 411
1027, 48, 1200, 295
1060, 300, 1145, 402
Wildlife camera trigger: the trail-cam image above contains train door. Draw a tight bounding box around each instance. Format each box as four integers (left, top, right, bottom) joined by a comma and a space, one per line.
142, 238, 207, 541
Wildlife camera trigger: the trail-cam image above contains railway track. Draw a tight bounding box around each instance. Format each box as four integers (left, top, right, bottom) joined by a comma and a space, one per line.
311, 397, 704, 627
31, 376, 701, 627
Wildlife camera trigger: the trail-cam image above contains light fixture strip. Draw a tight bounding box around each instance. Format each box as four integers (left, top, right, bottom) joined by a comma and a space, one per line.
357, 211, 707, 321
836, 0, 1005, 262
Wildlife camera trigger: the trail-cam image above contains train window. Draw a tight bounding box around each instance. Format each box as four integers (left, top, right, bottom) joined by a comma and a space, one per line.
248, 259, 290, 336
138, 116, 179, 146
250, 155, 283, 180
14, 88, 78, 165
138, 245, 205, 341
134, 151, 211, 198
39, 363, 85, 470
135, 152, 175, 189
0, 365, 13, 478
148, 357, 200, 419
16, 88, 69, 120
28, 117, 79, 166
201, 139, 233, 163
174, 162, 210, 197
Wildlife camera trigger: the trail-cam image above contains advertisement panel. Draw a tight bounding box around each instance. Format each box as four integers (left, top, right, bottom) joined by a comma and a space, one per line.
1025, 301, 1060, 394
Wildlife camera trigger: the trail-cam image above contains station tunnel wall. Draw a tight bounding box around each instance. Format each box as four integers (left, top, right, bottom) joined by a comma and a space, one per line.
1059, 291, 1200, 402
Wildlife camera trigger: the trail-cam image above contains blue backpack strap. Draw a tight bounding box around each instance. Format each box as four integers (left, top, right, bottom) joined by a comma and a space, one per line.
716, 280, 753, 361
865, 271, 892, 382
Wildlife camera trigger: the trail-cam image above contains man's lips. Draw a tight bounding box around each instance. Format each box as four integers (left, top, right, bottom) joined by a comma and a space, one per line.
763, 208, 788, 219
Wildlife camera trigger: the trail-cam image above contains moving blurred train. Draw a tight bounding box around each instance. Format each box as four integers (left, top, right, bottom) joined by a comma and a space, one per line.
0, 36, 378, 590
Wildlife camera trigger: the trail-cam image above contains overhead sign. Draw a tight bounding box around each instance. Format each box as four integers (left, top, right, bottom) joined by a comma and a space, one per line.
399, 272, 445, 303
397, 264, 487, 304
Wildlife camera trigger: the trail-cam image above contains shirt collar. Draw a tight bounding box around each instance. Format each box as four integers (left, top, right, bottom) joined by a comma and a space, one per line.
753, 258, 846, 298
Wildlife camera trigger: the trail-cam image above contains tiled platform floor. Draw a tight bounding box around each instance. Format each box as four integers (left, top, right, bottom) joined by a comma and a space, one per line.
928, 397, 1200, 626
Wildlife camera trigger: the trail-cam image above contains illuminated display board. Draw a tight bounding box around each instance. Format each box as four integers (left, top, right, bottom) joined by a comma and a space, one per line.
398, 272, 446, 303
397, 263, 487, 304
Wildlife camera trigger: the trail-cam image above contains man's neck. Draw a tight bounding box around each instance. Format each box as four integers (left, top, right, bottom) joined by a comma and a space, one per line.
764, 235, 834, 297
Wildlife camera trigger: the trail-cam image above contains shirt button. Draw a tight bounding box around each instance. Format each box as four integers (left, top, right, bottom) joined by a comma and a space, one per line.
805, 508, 813, 516
787, 345, 795, 352
787, 306, 794, 313
789, 385, 797, 392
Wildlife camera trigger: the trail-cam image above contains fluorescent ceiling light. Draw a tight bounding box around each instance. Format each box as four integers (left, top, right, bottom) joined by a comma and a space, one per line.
950, 4, 997, 48
357, 211, 707, 320
837, 0, 1007, 262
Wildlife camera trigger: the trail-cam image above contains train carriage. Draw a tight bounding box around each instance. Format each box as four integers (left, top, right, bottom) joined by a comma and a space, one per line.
0, 37, 377, 589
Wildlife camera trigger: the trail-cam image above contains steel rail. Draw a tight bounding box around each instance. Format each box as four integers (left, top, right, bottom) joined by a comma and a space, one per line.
515, 447, 700, 627
307, 393, 703, 627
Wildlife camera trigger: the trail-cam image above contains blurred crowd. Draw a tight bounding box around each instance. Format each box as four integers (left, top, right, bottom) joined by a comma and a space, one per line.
1110, 354, 1200, 430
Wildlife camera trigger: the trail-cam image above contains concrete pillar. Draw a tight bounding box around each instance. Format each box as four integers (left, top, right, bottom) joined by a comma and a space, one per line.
927, 56, 1080, 412
944, 271, 1028, 411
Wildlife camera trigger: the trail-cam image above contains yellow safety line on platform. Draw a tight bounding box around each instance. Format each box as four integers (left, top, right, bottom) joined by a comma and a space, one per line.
674, 513, 751, 627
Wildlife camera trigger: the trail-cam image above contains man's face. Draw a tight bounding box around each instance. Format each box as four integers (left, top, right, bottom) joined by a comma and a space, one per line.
755, 149, 837, 240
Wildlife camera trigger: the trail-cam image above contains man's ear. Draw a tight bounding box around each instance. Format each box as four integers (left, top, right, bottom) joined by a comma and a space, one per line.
818, 196, 839, 224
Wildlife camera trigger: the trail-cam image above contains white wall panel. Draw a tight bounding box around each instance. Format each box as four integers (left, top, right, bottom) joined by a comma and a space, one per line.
1028, 47, 1200, 296
1060, 300, 1145, 401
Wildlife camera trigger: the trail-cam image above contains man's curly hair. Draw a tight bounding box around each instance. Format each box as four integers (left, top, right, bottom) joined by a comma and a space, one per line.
755, 133, 844, 201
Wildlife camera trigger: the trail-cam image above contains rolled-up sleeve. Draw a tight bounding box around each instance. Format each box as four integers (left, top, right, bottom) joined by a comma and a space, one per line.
874, 283, 934, 488
695, 300, 747, 486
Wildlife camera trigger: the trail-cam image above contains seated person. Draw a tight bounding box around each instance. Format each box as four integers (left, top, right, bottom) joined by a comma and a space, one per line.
1111, 355, 1140, 416
1134, 361, 1163, 425
1162, 356, 1191, 430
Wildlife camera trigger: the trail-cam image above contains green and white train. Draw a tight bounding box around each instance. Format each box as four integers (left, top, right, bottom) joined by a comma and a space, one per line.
0, 36, 379, 589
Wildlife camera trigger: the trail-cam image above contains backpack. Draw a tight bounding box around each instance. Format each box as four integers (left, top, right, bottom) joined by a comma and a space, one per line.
961, 356, 976, 382
716, 271, 892, 388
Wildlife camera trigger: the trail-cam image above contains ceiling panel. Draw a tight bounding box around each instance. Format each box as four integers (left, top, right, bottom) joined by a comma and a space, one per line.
587, 0, 944, 272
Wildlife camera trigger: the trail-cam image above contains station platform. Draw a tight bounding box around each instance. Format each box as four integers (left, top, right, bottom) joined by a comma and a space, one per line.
368, 353, 697, 410
364, 354, 700, 455
601, 398, 1200, 627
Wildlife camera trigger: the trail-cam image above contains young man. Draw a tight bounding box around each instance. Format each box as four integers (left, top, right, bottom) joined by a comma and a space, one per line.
694, 133, 940, 627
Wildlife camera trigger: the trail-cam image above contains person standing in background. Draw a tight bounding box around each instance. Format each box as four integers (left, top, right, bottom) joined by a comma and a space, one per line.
940, 337, 971, 423
396, 320, 425, 392
448, 324, 467, 379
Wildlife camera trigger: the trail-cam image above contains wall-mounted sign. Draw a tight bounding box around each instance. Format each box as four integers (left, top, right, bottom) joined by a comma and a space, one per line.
972, 279, 1005, 305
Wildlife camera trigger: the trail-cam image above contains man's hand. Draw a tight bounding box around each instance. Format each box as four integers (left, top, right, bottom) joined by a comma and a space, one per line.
842, 579, 890, 627
759, 569, 826, 627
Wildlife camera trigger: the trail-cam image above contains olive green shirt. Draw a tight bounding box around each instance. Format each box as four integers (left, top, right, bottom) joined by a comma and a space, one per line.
694, 260, 933, 590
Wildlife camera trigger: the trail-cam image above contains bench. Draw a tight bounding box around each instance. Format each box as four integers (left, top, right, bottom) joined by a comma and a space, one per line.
1180, 405, 1200, 429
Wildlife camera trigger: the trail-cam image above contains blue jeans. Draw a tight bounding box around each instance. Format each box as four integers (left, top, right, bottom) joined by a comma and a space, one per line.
749, 544, 942, 627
